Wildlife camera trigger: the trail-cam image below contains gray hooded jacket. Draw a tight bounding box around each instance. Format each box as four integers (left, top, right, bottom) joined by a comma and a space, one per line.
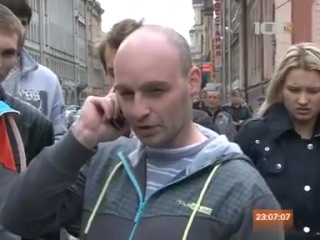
212, 110, 236, 140
2, 49, 67, 141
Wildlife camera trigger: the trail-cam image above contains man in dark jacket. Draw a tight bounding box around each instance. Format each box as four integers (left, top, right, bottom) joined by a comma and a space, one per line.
1, 24, 284, 240
0, 4, 55, 240
205, 90, 235, 140
223, 89, 252, 131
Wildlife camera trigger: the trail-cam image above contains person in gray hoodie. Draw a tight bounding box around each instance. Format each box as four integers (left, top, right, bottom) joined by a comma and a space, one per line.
0, 0, 67, 141
1, 25, 284, 240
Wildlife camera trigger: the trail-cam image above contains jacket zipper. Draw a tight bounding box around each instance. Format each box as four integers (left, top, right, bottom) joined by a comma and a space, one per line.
118, 152, 217, 240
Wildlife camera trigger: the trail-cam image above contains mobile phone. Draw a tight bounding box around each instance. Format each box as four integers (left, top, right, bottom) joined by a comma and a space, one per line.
110, 112, 127, 130
110, 89, 127, 130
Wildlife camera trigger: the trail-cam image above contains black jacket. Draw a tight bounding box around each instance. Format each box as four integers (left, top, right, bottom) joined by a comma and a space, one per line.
0, 129, 283, 240
234, 102, 320, 239
223, 104, 252, 131
1, 89, 58, 240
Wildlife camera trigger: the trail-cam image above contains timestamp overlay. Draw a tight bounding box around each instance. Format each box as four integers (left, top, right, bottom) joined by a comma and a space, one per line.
253, 209, 293, 231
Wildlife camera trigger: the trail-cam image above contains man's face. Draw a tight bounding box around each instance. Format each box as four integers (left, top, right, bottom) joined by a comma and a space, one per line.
200, 90, 207, 101
283, 68, 320, 123
104, 45, 117, 91
231, 92, 241, 105
206, 91, 220, 108
0, 32, 19, 82
114, 32, 200, 148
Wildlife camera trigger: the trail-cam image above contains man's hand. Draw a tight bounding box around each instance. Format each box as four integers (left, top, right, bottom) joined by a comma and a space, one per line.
71, 93, 130, 149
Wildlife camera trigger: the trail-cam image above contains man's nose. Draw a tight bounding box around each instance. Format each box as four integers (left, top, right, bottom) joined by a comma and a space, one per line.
131, 96, 150, 120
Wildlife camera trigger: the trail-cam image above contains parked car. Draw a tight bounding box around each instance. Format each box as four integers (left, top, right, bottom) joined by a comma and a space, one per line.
66, 105, 81, 128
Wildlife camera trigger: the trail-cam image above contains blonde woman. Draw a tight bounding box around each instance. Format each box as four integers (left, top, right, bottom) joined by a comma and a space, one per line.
234, 42, 320, 239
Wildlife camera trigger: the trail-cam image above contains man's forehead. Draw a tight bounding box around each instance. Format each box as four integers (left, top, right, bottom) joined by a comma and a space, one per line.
116, 30, 173, 59
207, 91, 219, 95
0, 32, 19, 50
114, 34, 179, 73
114, 80, 171, 91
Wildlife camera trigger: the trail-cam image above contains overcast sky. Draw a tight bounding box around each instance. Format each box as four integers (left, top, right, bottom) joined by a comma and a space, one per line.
97, 0, 194, 43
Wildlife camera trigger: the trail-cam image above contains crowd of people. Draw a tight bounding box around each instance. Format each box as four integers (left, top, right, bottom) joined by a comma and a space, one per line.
0, 1, 320, 240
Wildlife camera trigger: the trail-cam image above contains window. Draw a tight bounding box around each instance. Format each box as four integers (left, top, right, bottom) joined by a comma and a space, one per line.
80, 68, 87, 84
78, 22, 86, 39
44, 0, 48, 15
195, 9, 201, 25
34, 0, 40, 12
45, 17, 49, 46
78, 38, 86, 61
34, 23, 38, 43
78, 0, 86, 17
201, 34, 204, 54
31, 22, 34, 42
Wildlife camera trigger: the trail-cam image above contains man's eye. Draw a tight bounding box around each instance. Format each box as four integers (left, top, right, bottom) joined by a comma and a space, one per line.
2, 51, 16, 58
119, 92, 133, 97
288, 88, 300, 93
151, 89, 164, 93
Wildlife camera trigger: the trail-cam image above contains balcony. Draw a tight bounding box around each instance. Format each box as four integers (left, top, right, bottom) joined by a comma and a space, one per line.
202, 0, 213, 16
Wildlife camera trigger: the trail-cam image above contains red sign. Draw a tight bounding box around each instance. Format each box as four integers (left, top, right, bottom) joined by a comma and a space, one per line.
214, 0, 222, 57
202, 63, 212, 72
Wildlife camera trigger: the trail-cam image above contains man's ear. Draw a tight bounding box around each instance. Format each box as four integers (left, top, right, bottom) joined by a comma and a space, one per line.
187, 66, 201, 97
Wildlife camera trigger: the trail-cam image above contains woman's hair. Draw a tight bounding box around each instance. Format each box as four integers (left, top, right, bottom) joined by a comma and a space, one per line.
257, 42, 320, 116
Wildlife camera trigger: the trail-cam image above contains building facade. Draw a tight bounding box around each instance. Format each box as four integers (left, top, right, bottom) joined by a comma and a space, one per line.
219, 0, 304, 110
189, 0, 215, 89
25, 0, 105, 105
245, 0, 320, 110
86, 0, 106, 97
189, 0, 205, 66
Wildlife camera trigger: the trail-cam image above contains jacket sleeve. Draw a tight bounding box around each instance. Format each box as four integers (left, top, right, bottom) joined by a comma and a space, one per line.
50, 76, 67, 142
27, 116, 54, 163
0, 131, 95, 238
234, 119, 262, 163
231, 195, 285, 240
225, 117, 236, 141
201, 115, 219, 133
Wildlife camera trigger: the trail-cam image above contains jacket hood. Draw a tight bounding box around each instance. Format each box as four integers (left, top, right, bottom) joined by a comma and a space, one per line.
115, 124, 248, 177
181, 124, 247, 174
2, 49, 38, 96
20, 49, 38, 74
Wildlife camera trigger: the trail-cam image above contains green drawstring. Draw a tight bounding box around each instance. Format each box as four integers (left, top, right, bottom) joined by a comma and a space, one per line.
84, 162, 123, 235
181, 163, 222, 240
84, 161, 222, 240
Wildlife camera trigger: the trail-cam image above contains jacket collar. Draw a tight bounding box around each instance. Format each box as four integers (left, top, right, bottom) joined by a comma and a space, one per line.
264, 102, 320, 138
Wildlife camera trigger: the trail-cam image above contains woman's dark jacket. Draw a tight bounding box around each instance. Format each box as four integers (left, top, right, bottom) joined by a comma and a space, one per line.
234, 102, 320, 239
